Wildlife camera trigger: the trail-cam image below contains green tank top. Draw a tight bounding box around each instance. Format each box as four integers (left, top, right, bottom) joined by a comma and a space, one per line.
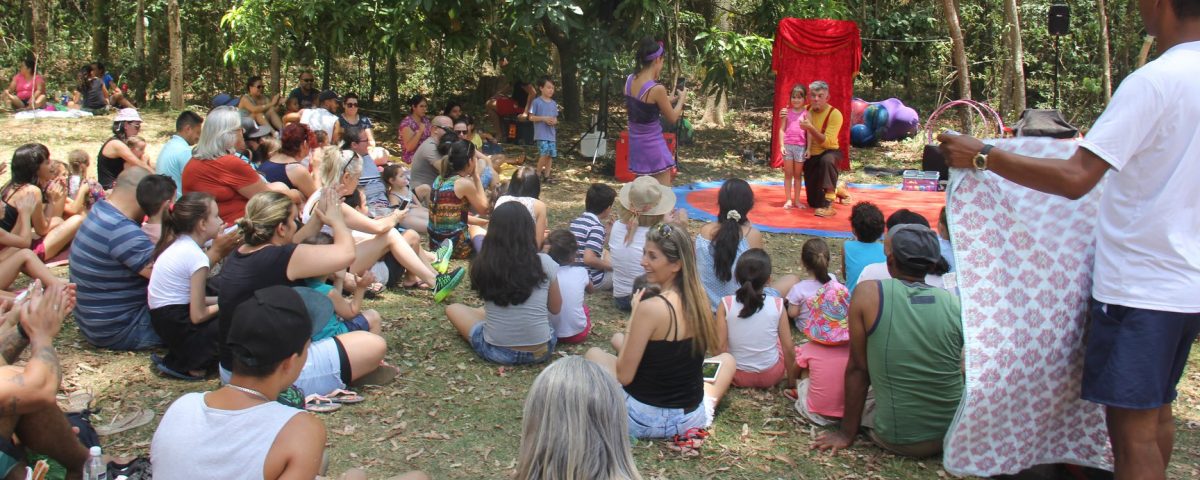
866, 279, 964, 445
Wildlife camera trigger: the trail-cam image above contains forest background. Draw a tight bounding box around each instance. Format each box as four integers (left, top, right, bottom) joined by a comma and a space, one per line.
0, 0, 1147, 132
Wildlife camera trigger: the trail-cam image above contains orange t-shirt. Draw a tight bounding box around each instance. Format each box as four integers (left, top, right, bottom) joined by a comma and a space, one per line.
181, 154, 262, 226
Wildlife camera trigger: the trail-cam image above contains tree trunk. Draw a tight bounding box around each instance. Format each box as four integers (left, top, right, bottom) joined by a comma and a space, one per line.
942, 0, 971, 129
168, 0, 184, 109
700, 0, 732, 127
1097, 0, 1113, 102
386, 53, 400, 123
541, 18, 582, 122
132, 0, 146, 104
30, 0, 49, 63
368, 48, 377, 104
321, 42, 332, 91
270, 44, 281, 96
91, 0, 110, 62
1002, 0, 1026, 119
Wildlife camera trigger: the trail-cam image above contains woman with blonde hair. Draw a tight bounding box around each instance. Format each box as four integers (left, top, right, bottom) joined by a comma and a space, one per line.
304, 146, 464, 301
516, 356, 642, 480
586, 222, 736, 454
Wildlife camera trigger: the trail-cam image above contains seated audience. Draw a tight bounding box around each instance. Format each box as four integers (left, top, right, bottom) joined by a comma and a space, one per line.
398, 95, 432, 164
813, 224, 963, 457
259, 123, 318, 199
843, 202, 886, 292
786, 238, 843, 329
410, 116, 454, 199
304, 147, 462, 299
608, 177, 683, 312
216, 190, 388, 396
337, 92, 388, 162
445, 202, 561, 365
97, 109, 154, 189
70, 64, 107, 113
382, 163, 428, 233
938, 206, 955, 272
156, 110, 205, 200
1, 144, 84, 261
784, 240, 851, 425
695, 178, 795, 310
0, 284, 92, 478
93, 62, 134, 109
495, 166, 548, 247
428, 138, 489, 259
65, 149, 101, 215
585, 223, 736, 450
300, 90, 342, 141
238, 117, 274, 167
147, 192, 230, 381
182, 106, 299, 226
69, 168, 158, 349
302, 233, 383, 339
546, 230, 591, 344
716, 249, 797, 389
137, 174, 176, 244
570, 183, 616, 290
152, 285, 428, 480
516, 356, 643, 480
287, 71, 319, 110
238, 75, 284, 132
340, 127, 387, 209
855, 209, 950, 289
2, 56, 46, 111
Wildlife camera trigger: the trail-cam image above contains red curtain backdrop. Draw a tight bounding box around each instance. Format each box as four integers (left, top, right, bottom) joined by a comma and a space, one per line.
771, 19, 862, 169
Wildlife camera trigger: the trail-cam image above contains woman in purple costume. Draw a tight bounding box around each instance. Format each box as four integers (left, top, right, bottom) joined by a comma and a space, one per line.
626, 37, 688, 186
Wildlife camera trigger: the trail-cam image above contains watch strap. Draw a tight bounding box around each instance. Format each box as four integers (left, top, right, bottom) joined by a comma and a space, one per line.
980, 144, 994, 156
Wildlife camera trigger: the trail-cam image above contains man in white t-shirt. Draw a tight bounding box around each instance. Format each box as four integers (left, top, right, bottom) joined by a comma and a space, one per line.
855, 209, 946, 289
300, 90, 342, 141
938, 3, 1200, 477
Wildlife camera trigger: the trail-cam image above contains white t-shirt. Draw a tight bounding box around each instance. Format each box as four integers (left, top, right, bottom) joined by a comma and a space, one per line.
609, 222, 649, 297
1079, 41, 1200, 313
855, 263, 945, 289
148, 235, 209, 309
785, 274, 838, 329
550, 265, 590, 338
723, 295, 786, 373
301, 190, 374, 242
300, 107, 339, 139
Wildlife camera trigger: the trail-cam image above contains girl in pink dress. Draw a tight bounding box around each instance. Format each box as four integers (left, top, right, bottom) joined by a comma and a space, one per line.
777, 84, 809, 209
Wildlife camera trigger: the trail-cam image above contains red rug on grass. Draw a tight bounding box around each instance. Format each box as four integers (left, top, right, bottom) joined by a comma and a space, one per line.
674, 181, 945, 238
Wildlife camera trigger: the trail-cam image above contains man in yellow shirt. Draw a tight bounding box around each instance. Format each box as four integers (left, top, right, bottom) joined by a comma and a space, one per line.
801, 81, 846, 217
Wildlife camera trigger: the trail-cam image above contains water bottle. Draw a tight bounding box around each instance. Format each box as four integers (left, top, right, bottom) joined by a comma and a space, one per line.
82, 446, 107, 480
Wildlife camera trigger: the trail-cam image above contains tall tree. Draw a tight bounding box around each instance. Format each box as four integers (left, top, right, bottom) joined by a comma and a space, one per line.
542, 18, 582, 122
1097, 0, 1113, 102
91, 0, 110, 62
941, 0, 971, 128
168, 0, 184, 109
133, 0, 147, 104
30, 0, 49, 63
1002, 0, 1026, 118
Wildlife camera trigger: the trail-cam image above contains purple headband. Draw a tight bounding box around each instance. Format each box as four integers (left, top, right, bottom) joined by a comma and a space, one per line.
644, 42, 664, 62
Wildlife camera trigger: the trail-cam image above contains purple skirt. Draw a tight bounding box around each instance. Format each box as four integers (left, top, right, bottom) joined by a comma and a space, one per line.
628, 121, 675, 175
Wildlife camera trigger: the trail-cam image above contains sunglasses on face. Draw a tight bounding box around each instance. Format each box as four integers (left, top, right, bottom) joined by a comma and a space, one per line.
293, 217, 303, 230
345, 102, 358, 107
454, 129, 468, 134
301, 78, 314, 83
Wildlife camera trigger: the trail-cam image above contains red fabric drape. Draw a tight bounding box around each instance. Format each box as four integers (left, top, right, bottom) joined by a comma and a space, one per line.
771, 19, 861, 170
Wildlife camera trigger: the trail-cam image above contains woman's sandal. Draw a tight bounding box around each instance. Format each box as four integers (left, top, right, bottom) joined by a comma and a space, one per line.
782, 200, 794, 209
326, 389, 365, 404
304, 394, 342, 413
94, 406, 156, 436
401, 279, 431, 289
667, 428, 710, 457
363, 282, 386, 299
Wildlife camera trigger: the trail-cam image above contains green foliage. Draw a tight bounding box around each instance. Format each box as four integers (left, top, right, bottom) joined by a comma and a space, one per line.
693, 28, 772, 98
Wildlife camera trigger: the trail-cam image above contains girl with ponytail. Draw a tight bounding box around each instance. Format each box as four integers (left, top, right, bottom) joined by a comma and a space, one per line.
147, 192, 224, 380
714, 249, 797, 389
785, 238, 838, 328
695, 178, 798, 311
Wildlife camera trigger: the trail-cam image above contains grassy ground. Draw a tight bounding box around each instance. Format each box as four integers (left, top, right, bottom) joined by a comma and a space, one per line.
0, 108, 1196, 479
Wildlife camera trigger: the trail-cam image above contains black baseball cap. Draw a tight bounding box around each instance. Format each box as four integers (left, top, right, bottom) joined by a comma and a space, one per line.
319, 89, 340, 103
227, 286, 327, 369
240, 117, 272, 139
887, 224, 942, 268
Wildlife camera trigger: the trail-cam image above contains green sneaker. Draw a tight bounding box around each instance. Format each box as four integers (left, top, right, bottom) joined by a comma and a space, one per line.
433, 266, 466, 303
432, 238, 454, 274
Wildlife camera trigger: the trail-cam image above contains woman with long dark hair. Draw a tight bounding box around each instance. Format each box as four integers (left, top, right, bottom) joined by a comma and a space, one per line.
0, 143, 85, 261
625, 36, 687, 186
397, 95, 432, 164
444, 202, 561, 365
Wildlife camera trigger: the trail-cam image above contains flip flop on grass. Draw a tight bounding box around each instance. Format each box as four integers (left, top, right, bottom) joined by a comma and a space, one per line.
326, 389, 365, 404
304, 394, 342, 413
151, 353, 205, 382
95, 406, 155, 436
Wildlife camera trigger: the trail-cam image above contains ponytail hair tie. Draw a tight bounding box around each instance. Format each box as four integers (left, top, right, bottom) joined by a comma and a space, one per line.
726, 210, 741, 222
167, 203, 175, 213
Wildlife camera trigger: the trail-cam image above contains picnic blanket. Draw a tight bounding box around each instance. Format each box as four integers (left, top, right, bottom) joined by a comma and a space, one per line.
942, 137, 1112, 476
12, 109, 94, 120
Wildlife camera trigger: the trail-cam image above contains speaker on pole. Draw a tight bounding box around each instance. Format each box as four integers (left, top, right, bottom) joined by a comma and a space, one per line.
1049, 4, 1070, 36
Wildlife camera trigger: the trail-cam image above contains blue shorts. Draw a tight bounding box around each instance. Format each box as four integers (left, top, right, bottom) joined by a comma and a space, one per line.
343, 313, 371, 333
468, 322, 555, 365
537, 140, 557, 158
1081, 300, 1200, 409
625, 392, 715, 439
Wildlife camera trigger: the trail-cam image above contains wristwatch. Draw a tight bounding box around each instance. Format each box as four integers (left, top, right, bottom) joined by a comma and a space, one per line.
973, 144, 994, 171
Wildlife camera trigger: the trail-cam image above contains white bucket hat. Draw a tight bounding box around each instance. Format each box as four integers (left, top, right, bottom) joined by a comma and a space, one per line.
113, 108, 142, 123
618, 176, 676, 217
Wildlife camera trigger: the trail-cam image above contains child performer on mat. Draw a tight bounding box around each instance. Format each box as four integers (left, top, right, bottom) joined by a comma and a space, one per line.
777, 84, 808, 210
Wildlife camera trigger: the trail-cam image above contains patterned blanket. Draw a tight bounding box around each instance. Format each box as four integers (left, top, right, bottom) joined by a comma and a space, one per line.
942, 137, 1112, 476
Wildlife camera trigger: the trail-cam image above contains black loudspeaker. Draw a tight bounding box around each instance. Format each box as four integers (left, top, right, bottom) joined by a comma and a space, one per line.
1049, 4, 1070, 35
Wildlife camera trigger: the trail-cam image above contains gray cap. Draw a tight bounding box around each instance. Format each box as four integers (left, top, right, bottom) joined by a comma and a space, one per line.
887, 224, 942, 267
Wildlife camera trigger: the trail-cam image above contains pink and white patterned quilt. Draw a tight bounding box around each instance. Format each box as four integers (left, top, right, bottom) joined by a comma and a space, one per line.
942, 137, 1112, 476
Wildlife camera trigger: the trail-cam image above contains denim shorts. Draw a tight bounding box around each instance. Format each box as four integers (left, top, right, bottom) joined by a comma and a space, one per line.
624, 393, 715, 439
1081, 299, 1200, 409
469, 322, 555, 365
783, 144, 807, 162
220, 338, 345, 397
343, 313, 371, 332
537, 140, 557, 158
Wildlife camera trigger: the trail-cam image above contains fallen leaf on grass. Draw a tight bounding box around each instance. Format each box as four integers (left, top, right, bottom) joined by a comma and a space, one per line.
405, 448, 425, 461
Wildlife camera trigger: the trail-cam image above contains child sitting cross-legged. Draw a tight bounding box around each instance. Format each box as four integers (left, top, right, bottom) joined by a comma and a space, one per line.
715, 248, 798, 388
147, 192, 224, 381
545, 229, 592, 344
303, 232, 383, 340
784, 238, 851, 425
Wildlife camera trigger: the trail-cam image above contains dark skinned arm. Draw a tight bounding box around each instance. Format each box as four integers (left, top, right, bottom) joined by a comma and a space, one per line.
813, 280, 877, 453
